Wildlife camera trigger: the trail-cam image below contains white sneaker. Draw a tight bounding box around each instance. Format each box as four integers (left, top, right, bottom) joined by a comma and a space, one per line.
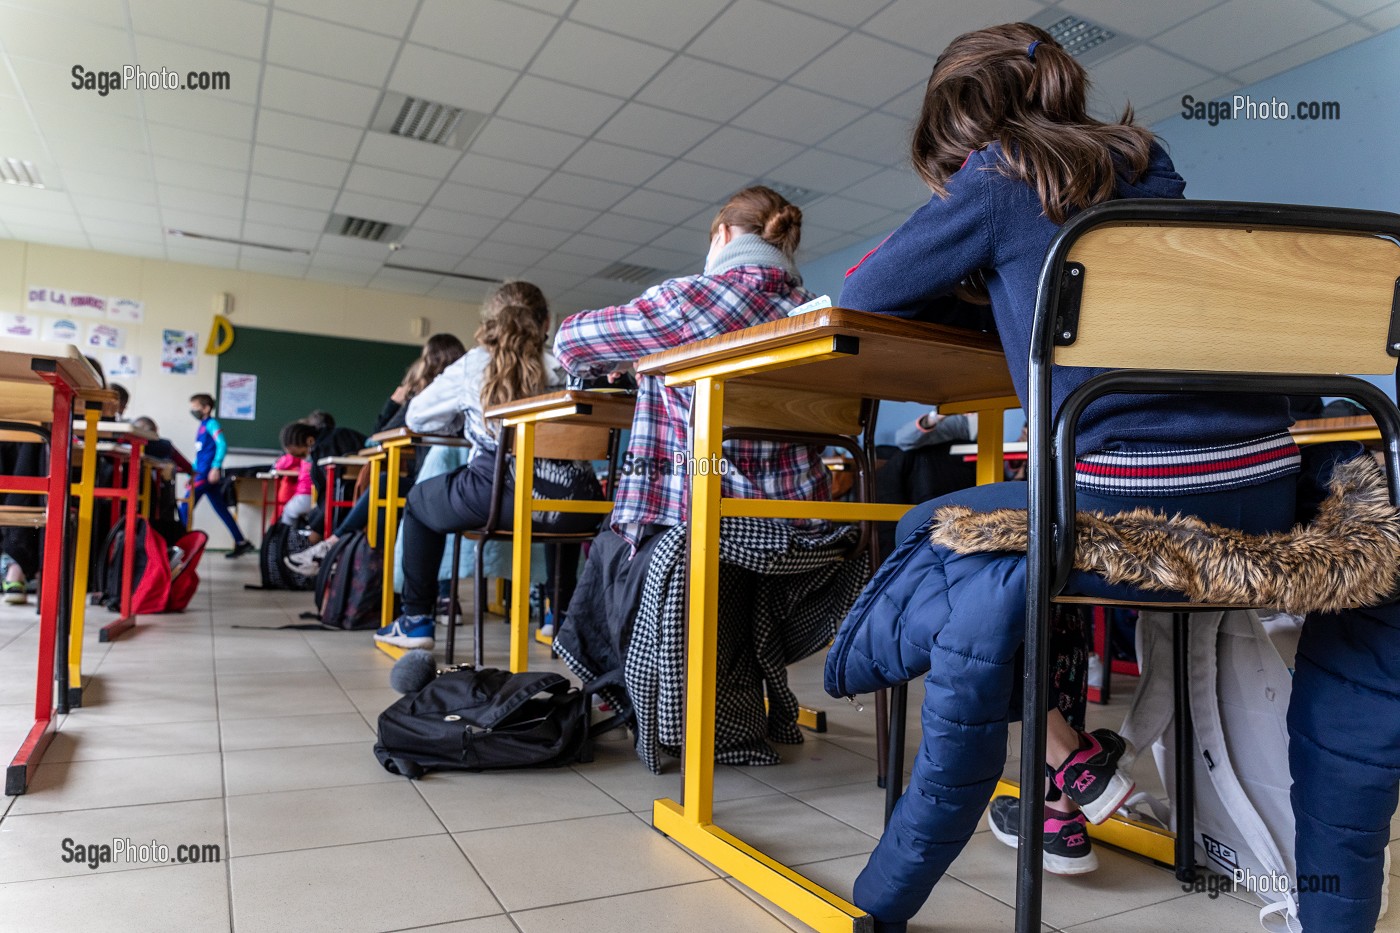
285, 539, 333, 577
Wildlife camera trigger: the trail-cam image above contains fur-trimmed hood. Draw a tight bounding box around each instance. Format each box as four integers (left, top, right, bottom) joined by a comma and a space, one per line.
930, 455, 1400, 615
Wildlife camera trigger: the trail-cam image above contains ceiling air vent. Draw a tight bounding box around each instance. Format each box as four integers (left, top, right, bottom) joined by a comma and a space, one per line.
323, 213, 406, 243
597, 262, 666, 285
1, 158, 47, 188
369, 92, 487, 150
750, 180, 823, 208
1028, 11, 1127, 63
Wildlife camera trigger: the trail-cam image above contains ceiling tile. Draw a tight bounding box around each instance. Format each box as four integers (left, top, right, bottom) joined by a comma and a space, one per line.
334, 191, 421, 225
256, 110, 364, 161
684, 127, 804, 177
80, 218, 165, 243
1156, 0, 1346, 73
560, 141, 671, 186
567, 0, 729, 48
275, 0, 418, 37
532, 251, 608, 275
252, 145, 351, 187
240, 222, 319, 250
317, 235, 394, 259
469, 119, 585, 170
879, 82, 925, 118
247, 175, 340, 212
790, 33, 935, 107
244, 199, 333, 232
152, 158, 248, 196
266, 10, 400, 85
449, 154, 551, 195
732, 85, 867, 145
47, 144, 152, 180
0, 7, 129, 67
583, 212, 671, 245
389, 44, 518, 114
839, 167, 929, 210
470, 240, 549, 267
9, 57, 139, 123
1056, 0, 1227, 40
63, 172, 158, 203
1321, 0, 1391, 13
41, 110, 148, 155
147, 126, 252, 172
431, 184, 524, 218
128, 36, 260, 105
689, 0, 846, 80
767, 148, 880, 193
800, 196, 894, 232
816, 109, 911, 165
1363, 1, 1400, 28
497, 75, 626, 137
411, 0, 556, 67
861, 0, 1043, 51
142, 92, 257, 140
413, 208, 501, 238
162, 210, 242, 238
346, 164, 441, 203
356, 133, 462, 179
129, 0, 267, 58
557, 233, 637, 262
260, 66, 381, 127
530, 22, 673, 98
636, 57, 777, 123
158, 185, 246, 219
401, 229, 482, 256
507, 199, 601, 231
624, 245, 695, 272
0, 0, 126, 27
609, 188, 709, 223
643, 160, 750, 202
593, 103, 719, 158
1087, 45, 1215, 117
68, 195, 163, 225
531, 171, 631, 210
766, 0, 892, 27
489, 220, 573, 250
1229, 23, 1372, 85
382, 247, 461, 272
510, 0, 573, 13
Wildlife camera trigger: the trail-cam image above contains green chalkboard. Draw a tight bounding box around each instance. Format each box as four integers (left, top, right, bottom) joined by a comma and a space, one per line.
214, 326, 420, 451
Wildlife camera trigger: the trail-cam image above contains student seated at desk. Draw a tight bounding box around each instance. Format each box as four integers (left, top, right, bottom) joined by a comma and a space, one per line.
825, 23, 1306, 930
374, 287, 602, 651
183, 393, 255, 559
273, 421, 318, 526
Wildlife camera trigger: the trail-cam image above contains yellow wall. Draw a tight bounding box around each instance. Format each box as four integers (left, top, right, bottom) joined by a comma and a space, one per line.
0, 239, 482, 444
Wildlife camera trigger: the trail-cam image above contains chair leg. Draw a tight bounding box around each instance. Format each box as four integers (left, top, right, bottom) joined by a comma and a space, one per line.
884, 682, 908, 825
473, 537, 486, 669
874, 687, 889, 789
445, 536, 461, 666
1172, 611, 1197, 883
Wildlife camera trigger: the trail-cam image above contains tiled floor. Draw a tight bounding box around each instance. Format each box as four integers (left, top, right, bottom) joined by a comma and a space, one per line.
0, 556, 1394, 932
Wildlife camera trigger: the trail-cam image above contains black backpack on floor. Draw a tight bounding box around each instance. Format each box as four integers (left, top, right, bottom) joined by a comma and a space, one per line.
374, 667, 625, 777
257, 522, 315, 591
313, 532, 381, 630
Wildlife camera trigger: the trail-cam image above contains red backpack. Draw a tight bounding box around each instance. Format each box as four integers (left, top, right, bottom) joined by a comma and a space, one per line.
100, 520, 208, 614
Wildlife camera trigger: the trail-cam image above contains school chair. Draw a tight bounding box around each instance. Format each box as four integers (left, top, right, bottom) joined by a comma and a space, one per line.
443, 421, 623, 666
1009, 199, 1400, 933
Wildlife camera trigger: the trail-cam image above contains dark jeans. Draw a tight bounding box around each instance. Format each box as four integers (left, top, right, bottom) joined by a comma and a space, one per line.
180, 477, 247, 545
400, 455, 602, 617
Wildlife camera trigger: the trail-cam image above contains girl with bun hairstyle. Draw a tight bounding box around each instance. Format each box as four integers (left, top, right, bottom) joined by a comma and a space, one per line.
554, 185, 830, 550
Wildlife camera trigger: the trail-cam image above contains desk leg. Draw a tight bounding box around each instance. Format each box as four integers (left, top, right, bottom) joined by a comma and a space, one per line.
379, 447, 402, 629
975, 408, 1007, 487
7, 379, 74, 796
652, 375, 870, 930
99, 449, 142, 643
366, 458, 381, 549
324, 465, 337, 540
509, 423, 535, 673
64, 407, 101, 709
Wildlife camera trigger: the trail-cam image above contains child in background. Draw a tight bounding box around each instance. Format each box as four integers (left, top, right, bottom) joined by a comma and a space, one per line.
182, 393, 255, 558
273, 421, 318, 527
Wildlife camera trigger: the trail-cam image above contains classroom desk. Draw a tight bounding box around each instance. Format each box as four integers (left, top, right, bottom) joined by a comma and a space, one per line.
1290, 413, 1380, 444
486, 390, 635, 672
367, 428, 470, 661
254, 469, 298, 530
320, 455, 368, 539
0, 340, 104, 795
635, 308, 1016, 932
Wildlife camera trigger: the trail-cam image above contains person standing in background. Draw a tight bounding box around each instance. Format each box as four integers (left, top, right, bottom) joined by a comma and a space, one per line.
182, 393, 254, 558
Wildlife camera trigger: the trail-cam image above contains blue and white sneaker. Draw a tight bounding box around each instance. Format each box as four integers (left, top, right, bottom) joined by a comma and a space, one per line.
374, 616, 435, 649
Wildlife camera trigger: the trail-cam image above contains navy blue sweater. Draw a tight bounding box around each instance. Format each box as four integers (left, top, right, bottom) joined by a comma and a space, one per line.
840, 143, 1291, 462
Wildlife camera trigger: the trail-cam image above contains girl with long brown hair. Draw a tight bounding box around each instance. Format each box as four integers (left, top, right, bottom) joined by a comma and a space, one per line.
833, 22, 1299, 929
375, 284, 601, 650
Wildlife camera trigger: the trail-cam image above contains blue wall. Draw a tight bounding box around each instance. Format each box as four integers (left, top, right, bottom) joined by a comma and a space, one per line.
806, 26, 1400, 444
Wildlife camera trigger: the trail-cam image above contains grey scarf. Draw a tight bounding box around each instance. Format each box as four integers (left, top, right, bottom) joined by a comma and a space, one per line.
704, 232, 800, 280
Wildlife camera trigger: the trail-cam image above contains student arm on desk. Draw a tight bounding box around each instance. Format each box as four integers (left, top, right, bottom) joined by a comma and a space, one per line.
553, 282, 687, 376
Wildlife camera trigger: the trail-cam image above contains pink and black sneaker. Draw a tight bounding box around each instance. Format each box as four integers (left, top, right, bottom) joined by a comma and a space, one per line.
1052, 728, 1136, 825
988, 795, 1098, 875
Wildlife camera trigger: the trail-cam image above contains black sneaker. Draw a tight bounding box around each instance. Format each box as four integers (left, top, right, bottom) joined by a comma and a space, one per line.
435, 596, 463, 624
1051, 728, 1136, 825
987, 795, 1098, 875
224, 540, 255, 559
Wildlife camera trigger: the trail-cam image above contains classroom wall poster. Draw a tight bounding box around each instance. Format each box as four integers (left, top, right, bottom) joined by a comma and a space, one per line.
161, 329, 197, 374
108, 297, 144, 323
85, 322, 124, 350
42, 317, 81, 342
26, 287, 107, 318
0, 312, 39, 339
218, 372, 257, 421
103, 352, 139, 378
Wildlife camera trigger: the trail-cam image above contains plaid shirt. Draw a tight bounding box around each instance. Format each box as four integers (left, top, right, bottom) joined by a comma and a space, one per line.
555, 265, 832, 547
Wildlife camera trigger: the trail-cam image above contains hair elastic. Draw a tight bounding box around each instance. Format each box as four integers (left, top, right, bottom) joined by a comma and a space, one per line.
1027, 40, 1041, 61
